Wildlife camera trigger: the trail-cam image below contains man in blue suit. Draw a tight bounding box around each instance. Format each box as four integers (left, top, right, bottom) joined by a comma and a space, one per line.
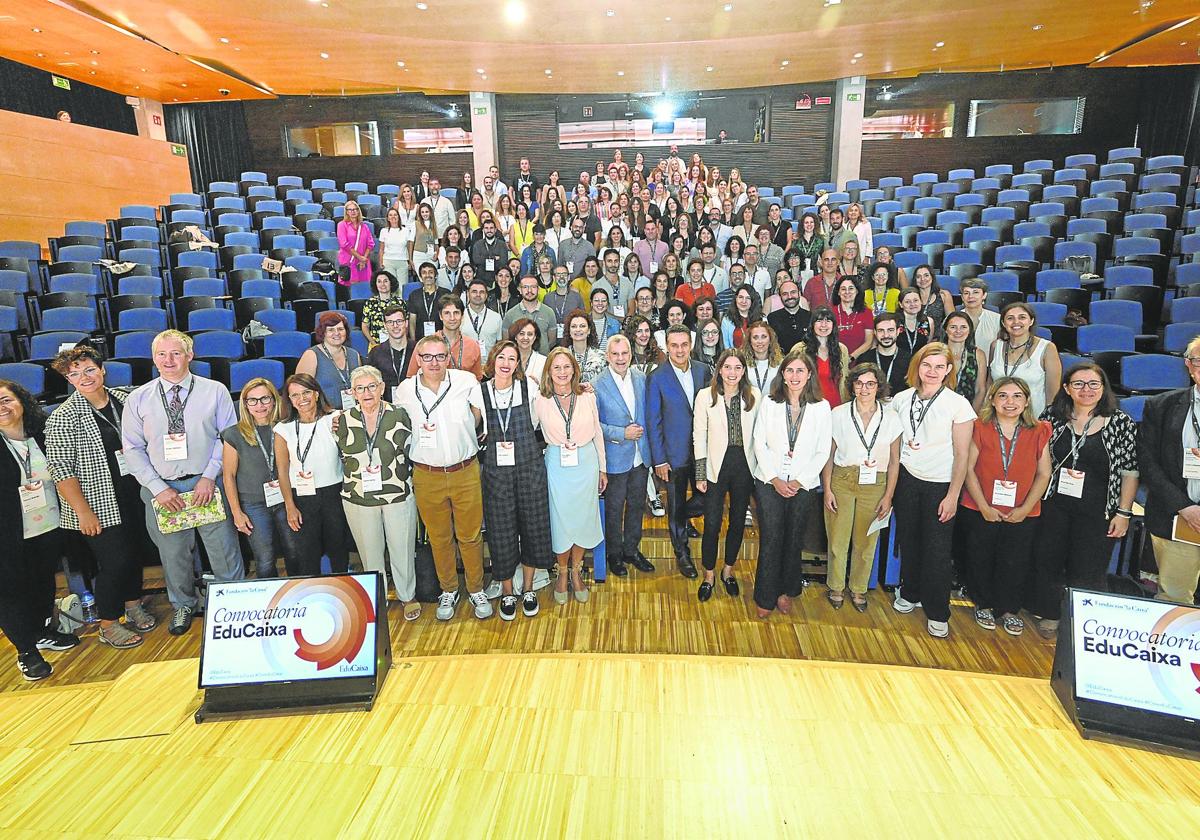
595, 334, 655, 577
646, 325, 712, 577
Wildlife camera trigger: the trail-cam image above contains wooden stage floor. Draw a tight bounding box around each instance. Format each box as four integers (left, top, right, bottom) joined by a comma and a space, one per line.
0, 654, 1197, 838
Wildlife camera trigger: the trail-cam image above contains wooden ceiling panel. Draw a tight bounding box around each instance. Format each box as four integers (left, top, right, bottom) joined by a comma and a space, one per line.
0, 1, 1196, 101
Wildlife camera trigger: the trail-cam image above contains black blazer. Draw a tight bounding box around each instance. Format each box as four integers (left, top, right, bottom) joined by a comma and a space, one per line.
0, 429, 48, 549
1139, 387, 1194, 538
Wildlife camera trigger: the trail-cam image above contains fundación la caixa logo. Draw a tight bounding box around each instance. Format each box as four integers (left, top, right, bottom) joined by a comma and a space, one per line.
261, 577, 377, 672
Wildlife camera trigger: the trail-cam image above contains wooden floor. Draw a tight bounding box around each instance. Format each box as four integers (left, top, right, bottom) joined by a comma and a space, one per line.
0, 654, 1196, 838
0, 517, 1056, 695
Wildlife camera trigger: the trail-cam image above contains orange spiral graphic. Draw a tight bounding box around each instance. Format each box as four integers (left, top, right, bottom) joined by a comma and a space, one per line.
265, 577, 376, 671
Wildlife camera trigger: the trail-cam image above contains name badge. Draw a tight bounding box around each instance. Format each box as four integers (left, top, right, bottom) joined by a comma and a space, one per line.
991, 479, 1018, 508
114, 450, 131, 476
293, 471, 317, 497
18, 481, 47, 514
1184, 447, 1200, 479
485, 258, 496, 272
649, 261, 658, 273
557, 323, 565, 339
612, 305, 625, 318
423, 320, 436, 337
338, 390, 355, 411
361, 464, 383, 493
1058, 468, 1085, 498
378, 329, 388, 344
560, 445, 579, 467
419, 423, 437, 447
426, 244, 435, 256
163, 433, 188, 461
391, 386, 401, 405
567, 261, 575, 274
496, 441, 516, 466
780, 452, 794, 481
263, 480, 284, 507
858, 463, 878, 485
906, 439, 922, 451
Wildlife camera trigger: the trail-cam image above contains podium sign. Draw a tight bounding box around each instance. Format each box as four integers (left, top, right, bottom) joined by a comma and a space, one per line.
1051, 588, 1200, 754
196, 573, 391, 721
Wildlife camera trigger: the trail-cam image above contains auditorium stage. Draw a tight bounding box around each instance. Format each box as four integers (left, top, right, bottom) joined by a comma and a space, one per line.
0, 653, 1196, 838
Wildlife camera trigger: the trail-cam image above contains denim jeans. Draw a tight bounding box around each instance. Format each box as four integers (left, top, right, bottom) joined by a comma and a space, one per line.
241, 499, 282, 578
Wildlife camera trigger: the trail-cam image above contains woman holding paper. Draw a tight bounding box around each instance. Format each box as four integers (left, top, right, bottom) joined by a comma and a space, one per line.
1027, 363, 1138, 639
821, 362, 902, 612
960, 377, 1052, 637
273, 373, 349, 577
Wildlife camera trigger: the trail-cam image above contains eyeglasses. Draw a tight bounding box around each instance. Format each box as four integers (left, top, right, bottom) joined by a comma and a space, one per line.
1186, 356, 1200, 366
353, 382, 380, 394
384, 317, 407, 327
65, 367, 101, 381
853, 381, 879, 390
1068, 381, 1104, 392
244, 394, 276, 407
418, 352, 449, 363
701, 329, 720, 337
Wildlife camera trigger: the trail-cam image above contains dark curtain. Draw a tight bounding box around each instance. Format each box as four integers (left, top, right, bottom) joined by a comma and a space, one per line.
164, 101, 254, 193
0, 56, 136, 134
1136, 66, 1200, 166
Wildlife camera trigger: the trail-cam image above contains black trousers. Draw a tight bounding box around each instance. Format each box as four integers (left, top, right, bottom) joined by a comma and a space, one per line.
0, 529, 60, 654
604, 464, 649, 560
274, 484, 350, 577
894, 468, 955, 622
962, 507, 1037, 618
753, 480, 817, 610
701, 448, 754, 571
1027, 494, 1113, 620
665, 461, 705, 553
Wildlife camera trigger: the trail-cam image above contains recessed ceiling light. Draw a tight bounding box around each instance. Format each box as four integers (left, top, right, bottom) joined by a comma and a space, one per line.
320, 52, 330, 59
397, 60, 405, 67
234, 47, 241, 51
180, 83, 188, 87
617, 70, 624, 76
476, 67, 485, 73
850, 59, 858, 64
90, 50, 99, 55
606, 8, 615, 16
1181, 41, 1189, 46
140, 67, 147, 72
89, 71, 95, 75
1032, 24, 1044, 31
935, 41, 945, 47
724, 3, 734, 11
307, 0, 321, 3
481, 74, 487, 80
504, 0, 526, 23
416, 2, 428, 9
781, 60, 790, 66
706, 66, 714, 72
545, 68, 552, 75
664, 16, 671, 21
31, 27, 41, 33
36, 52, 45, 58
90, 60, 97, 65
219, 37, 230, 43
853, 52, 863, 58
321, 2, 328, 6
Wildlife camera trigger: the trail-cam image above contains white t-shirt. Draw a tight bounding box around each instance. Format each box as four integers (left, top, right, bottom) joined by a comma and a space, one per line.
379, 226, 412, 262
274, 414, 342, 488
890, 387, 977, 483
830, 401, 903, 469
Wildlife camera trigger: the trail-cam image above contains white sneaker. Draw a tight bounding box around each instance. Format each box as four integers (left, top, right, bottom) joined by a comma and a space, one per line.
649, 497, 666, 517
927, 620, 949, 638
744, 509, 755, 527
483, 579, 503, 600
436, 590, 459, 621
469, 590, 493, 619
892, 591, 920, 614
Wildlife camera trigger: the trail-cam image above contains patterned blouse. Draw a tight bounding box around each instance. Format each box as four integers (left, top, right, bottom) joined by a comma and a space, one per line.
334, 403, 413, 506
45, 387, 134, 530
361, 294, 403, 344
1039, 408, 1139, 520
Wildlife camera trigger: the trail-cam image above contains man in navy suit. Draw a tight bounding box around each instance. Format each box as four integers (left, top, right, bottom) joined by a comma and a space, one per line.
595, 334, 655, 577
646, 325, 712, 577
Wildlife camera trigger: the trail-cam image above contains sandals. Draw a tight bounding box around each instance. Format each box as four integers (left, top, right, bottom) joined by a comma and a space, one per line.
849, 594, 868, 612
124, 604, 157, 632
826, 589, 845, 610
403, 601, 422, 621
99, 622, 143, 649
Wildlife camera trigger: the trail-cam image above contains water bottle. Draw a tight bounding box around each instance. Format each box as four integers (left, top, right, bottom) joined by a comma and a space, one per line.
81, 593, 98, 624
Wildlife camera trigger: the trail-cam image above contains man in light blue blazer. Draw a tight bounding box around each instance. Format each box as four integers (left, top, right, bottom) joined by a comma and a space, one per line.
595, 335, 655, 577
646, 325, 713, 577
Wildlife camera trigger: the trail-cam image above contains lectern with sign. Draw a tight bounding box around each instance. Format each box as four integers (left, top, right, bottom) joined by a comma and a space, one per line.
196, 572, 391, 722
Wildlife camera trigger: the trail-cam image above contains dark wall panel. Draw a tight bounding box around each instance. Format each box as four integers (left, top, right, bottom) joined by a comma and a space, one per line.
0, 56, 136, 135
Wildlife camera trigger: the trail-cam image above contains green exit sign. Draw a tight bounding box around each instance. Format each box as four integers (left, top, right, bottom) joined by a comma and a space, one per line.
846, 93, 861, 101
473, 106, 488, 115
52, 75, 71, 90
170, 144, 187, 157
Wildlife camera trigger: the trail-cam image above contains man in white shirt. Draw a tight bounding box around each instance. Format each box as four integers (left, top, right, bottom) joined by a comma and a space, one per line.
594, 335, 655, 577
462, 277, 502, 359
423, 176, 457, 234
744, 245, 772, 301
393, 335, 492, 621
488, 165, 508, 196
706, 207, 733, 253
958, 277, 1001, 356
699, 243, 729, 295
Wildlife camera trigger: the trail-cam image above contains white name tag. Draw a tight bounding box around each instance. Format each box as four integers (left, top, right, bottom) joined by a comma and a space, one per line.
858, 464, 878, 485
419, 424, 437, 447
426, 244, 435, 256
567, 261, 575, 274
1058, 468, 1085, 498
263, 480, 284, 507
163, 433, 188, 461
293, 471, 317, 497
560, 445, 579, 467
1184, 447, 1200, 479
557, 323, 565, 339
19, 481, 47, 513
341, 389, 356, 410
391, 386, 401, 405
378, 329, 388, 344
991, 479, 1018, 508
114, 450, 130, 476
485, 258, 496, 272
423, 320, 436, 337
612, 305, 625, 318
780, 452, 794, 481
361, 464, 383, 493
496, 441, 516, 466
649, 261, 658, 273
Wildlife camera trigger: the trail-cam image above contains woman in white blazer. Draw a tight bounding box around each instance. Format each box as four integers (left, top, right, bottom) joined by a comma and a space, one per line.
693, 348, 760, 602
751, 347, 833, 618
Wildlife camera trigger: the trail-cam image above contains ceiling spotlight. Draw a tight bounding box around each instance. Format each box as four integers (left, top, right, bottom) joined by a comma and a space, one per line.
781, 60, 790, 66
90, 50, 99, 54
32, 27, 42, 33
850, 59, 858, 64
416, 2, 428, 9
89, 71, 95, 75
36, 52, 45, 58
397, 61, 405, 67
1032, 24, 1044, 31
90, 60, 98, 65
320, 52, 329, 59
822, 0, 841, 6
853, 52, 863, 59
723, 3, 734, 11
476, 67, 485, 74
481, 74, 488, 80
935, 41, 945, 47
617, 70, 624, 76
606, 8, 615, 16
307, 0, 321, 3
545, 68, 552, 75
706, 66, 714, 72
219, 37, 230, 43
181, 83, 188, 87
504, 0, 526, 23
664, 16, 671, 21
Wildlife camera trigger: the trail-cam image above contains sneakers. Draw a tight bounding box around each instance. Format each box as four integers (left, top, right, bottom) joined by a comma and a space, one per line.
892, 591, 920, 614
649, 497, 666, 517
483, 579, 503, 600
1035, 618, 1059, 640
974, 607, 996, 630
17, 651, 51, 681
499, 594, 518, 621
168, 605, 197, 636
436, 590, 460, 621
745, 509, 755, 527
521, 591, 539, 617
927, 620, 949, 639
1001, 614, 1025, 636
36, 630, 80, 651
469, 590, 493, 619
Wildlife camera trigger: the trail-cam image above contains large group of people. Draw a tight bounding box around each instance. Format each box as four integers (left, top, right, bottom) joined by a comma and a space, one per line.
2, 153, 1197, 682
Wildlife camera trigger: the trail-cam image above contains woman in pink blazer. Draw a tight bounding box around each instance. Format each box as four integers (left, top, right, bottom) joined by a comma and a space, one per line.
337, 200, 377, 285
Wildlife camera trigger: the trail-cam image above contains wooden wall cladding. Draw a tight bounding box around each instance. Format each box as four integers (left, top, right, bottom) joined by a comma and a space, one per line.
495, 84, 836, 191
0, 109, 190, 252
242, 94, 475, 189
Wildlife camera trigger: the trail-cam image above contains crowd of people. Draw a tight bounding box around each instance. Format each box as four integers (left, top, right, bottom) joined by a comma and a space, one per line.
1, 151, 1197, 683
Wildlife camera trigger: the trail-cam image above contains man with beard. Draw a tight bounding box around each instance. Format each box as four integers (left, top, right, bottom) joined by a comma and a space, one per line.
854, 312, 910, 395
766, 279, 811, 352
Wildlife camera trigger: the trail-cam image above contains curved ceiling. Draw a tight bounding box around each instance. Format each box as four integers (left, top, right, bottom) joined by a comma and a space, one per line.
0, 0, 1197, 103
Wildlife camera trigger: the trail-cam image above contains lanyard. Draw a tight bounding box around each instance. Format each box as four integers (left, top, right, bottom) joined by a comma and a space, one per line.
490, 382, 516, 441
1055, 415, 1097, 470
415, 377, 451, 422
908, 386, 944, 441
551, 292, 571, 320
319, 345, 351, 389
91, 394, 123, 435
388, 344, 407, 381
876, 352, 896, 387
362, 409, 384, 467
554, 392, 577, 442
996, 422, 1022, 480
468, 306, 488, 336
1001, 339, 1032, 378
752, 359, 770, 391
294, 418, 318, 470
448, 336, 465, 370
4, 436, 33, 483
255, 425, 276, 477
421, 288, 437, 319
157, 380, 194, 427
850, 402, 883, 461
872, 286, 888, 314
902, 323, 922, 354
785, 401, 806, 455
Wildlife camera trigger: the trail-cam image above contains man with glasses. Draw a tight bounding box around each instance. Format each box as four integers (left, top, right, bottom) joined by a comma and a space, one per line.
803, 249, 842, 310
707, 207, 733, 253
121, 329, 243, 635
367, 303, 414, 402
1139, 338, 1200, 606
392, 334, 492, 621
502, 276, 558, 354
